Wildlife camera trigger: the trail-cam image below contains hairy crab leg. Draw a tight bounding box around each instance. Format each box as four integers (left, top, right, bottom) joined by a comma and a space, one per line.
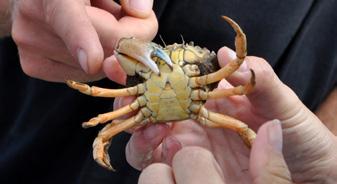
66, 80, 145, 97
82, 96, 147, 128
196, 106, 256, 147
189, 16, 247, 87
93, 111, 145, 170
191, 70, 255, 100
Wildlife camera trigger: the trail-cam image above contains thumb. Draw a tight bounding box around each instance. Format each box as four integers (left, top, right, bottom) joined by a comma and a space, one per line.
219, 47, 337, 182
250, 120, 292, 184
121, 0, 154, 18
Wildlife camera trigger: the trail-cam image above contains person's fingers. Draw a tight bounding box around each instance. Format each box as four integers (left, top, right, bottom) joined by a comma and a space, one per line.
120, 0, 154, 18
93, 0, 154, 19
91, 0, 122, 19
103, 55, 127, 85
88, 0, 157, 82
17, 48, 103, 82
281, 115, 337, 182
219, 47, 337, 182
172, 147, 225, 184
126, 124, 170, 170
12, 15, 77, 67
43, 0, 104, 74
138, 163, 175, 184
87, 6, 158, 57
161, 136, 182, 165
217, 46, 301, 122
250, 120, 292, 183
217, 46, 250, 73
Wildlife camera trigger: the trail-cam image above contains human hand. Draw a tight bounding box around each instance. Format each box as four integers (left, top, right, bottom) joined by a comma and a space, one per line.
121, 47, 337, 183
10, 0, 157, 82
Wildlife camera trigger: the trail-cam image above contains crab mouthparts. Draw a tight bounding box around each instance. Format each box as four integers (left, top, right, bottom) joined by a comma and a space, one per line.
152, 47, 173, 70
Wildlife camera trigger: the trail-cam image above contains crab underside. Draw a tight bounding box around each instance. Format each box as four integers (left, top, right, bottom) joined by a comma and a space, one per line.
67, 16, 256, 171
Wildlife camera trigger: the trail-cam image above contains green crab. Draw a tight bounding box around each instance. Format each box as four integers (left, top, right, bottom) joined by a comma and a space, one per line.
67, 16, 256, 170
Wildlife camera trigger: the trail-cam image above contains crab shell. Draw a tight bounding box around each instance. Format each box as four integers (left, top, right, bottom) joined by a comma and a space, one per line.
115, 39, 219, 122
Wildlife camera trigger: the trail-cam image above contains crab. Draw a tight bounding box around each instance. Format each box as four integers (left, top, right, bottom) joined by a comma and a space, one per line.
66, 16, 256, 171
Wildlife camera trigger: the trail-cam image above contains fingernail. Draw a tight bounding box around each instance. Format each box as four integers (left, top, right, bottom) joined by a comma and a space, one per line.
128, 0, 153, 12
77, 48, 88, 73
267, 119, 283, 153
226, 47, 249, 73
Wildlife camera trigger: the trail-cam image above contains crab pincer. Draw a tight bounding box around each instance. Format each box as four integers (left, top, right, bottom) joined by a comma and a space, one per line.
114, 38, 173, 75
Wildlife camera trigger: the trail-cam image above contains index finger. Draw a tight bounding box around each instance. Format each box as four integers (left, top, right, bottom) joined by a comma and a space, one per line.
87, 7, 158, 56
43, 0, 104, 74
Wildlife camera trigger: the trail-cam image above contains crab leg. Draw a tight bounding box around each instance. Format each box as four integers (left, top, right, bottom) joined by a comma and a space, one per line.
82, 96, 147, 128
196, 106, 256, 147
66, 80, 145, 97
190, 16, 247, 87
92, 111, 145, 170
191, 70, 255, 100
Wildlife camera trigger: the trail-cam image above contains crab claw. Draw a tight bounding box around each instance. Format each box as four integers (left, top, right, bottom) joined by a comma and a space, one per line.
152, 46, 173, 68
93, 136, 115, 171
115, 38, 172, 75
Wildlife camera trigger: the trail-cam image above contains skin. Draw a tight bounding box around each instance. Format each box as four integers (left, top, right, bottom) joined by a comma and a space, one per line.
3, 0, 157, 82
138, 121, 289, 184
316, 87, 337, 135
117, 47, 337, 183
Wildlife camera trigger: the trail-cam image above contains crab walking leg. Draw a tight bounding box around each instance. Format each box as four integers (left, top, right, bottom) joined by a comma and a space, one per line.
66, 80, 145, 97
93, 112, 145, 170
93, 117, 143, 171
191, 70, 255, 100
197, 106, 256, 147
82, 96, 147, 128
189, 16, 247, 87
